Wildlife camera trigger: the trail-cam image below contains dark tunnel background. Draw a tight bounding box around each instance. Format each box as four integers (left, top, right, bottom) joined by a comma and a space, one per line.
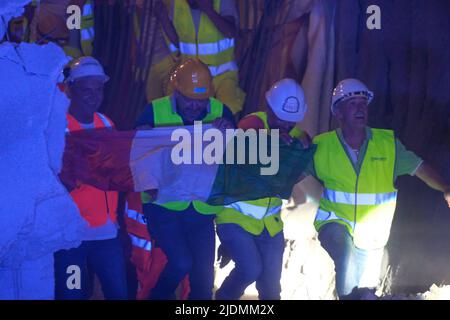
92, 0, 450, 295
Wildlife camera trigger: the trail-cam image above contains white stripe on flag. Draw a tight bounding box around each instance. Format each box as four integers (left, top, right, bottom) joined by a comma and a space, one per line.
129, 125, 225, 203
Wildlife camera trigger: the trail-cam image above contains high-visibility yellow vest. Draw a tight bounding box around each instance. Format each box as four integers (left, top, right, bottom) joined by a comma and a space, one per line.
216, 111, 303, 236
171, 0, 237, 77
80, 0, 94, 56
313, 128, 398, 250
141, 95, 224, 214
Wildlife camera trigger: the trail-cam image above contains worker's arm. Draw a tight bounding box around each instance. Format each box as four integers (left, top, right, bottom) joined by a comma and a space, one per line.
155, 0, 179, 48
414, 163, 450, 207
394, 138, 450, 207
196, 0, 237, 38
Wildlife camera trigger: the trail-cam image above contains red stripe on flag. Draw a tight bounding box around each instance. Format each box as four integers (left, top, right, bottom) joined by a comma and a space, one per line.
60, 129, 137, 192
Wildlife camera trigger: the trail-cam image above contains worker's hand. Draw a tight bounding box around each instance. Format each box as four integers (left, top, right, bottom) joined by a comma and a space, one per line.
217, 243, 232, 269
136, 124, 153, 130
280, 131, 294, 145
195, 0, 214, 12
445, 190, 450, 208
212, 117, 234, 131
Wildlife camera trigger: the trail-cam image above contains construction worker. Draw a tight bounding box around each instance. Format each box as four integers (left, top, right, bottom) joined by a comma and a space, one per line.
215, 78, 311, 300
55, 56, 128, 300
309, 79, 450, 299
135, 58, 236, 300
156, 0, 245, 115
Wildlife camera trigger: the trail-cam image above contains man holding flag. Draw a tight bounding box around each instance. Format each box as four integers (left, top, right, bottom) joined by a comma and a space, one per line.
135, 58, 235, 300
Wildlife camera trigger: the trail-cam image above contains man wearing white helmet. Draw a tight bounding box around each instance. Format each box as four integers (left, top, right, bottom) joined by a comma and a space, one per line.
308, 78, 450, 299
56, 56, 128, 299
215, 78, 311, 300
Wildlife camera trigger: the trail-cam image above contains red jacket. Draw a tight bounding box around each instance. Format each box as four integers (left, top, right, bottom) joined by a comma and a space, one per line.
125, 192, 190, 300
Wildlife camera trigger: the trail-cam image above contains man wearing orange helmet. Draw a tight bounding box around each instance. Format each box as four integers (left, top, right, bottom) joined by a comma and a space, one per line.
156, 0, 245, 115
135, 58, 235, 300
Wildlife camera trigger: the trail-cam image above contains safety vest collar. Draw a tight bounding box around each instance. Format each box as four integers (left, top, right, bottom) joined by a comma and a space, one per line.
66, 112, 113, 133
335, 126, 373, 174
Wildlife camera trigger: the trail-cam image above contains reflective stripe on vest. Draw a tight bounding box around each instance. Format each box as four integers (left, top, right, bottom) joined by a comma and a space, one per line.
322, 188, 397, 206
313, 128, 397, 250
179, 38, 235, 56
81, 28, 94, 41
225, 201, 281, 220
127, 208, 147, 226
173, 0, 236, 76
130, 234, 152, 252
169, 42, 179, 53
80, 0, 94, 56
315, 208, 355, 230
208, 61, 238, 77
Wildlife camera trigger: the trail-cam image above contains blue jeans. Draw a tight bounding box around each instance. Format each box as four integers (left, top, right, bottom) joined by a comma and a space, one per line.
143, 203, 215, 300
216, 223, 285, 300
318, 223, 383, 299
54, 237, 128, 300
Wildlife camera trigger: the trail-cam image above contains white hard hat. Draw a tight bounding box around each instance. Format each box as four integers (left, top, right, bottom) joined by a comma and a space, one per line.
331, 78, 373, 113
65, 56, 109, 83
265, 78, 308, 123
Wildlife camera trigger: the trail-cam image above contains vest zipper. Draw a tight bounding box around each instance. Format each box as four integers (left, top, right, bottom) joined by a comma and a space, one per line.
354, 173, 359, 235
336, 130, 361, 234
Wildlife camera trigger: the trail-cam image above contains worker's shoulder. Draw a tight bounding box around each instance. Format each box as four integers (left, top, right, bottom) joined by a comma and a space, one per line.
312, 130, 336, 144
370, 127, 395, 138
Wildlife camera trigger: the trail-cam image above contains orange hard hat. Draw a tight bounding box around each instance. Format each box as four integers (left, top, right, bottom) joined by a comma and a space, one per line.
36, 3, 69, 41
170, 58, 214, 99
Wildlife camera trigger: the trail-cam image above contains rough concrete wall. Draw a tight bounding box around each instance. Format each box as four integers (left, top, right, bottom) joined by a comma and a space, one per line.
0, 36, 85, 298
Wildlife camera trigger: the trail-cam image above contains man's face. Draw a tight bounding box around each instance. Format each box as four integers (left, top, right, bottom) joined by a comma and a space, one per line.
335, 96, 369, 129
68, 76, 105, 116
267, 108, 297, 133
175, 91, 209, 122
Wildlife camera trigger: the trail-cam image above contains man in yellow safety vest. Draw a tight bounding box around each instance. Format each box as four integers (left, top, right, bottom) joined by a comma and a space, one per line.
308, 79, 450, 299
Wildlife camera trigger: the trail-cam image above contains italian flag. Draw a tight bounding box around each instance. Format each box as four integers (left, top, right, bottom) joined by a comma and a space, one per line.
60, 124, 316, 205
